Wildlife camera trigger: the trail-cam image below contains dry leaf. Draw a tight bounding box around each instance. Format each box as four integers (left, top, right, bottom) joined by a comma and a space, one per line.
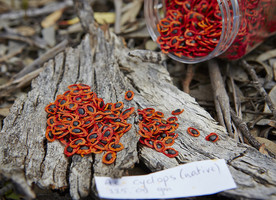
271, 58, 276, 81
257, 137, 276, 155
28, 0, 56, 7
145, 40, 158, 51
256, 119, 276, 126
264, 85, 276, 113
41, 8, 64, 28
16, 26, 36, 36
0, 107, 10, 117
121, 0, 142, 26
94, 12, 115, 24
257, 49, 276, 62
59, 12, 115, 26
268, 120, 276, 128
228, 64, 248, 82
259, 143, 269, 155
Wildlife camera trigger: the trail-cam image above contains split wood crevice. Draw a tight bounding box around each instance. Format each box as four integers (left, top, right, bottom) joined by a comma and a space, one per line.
0, 27, 276, 200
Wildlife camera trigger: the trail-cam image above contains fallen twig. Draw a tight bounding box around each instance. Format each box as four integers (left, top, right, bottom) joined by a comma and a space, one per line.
182, 64, 195, 94
114, 0, 123, 34
0, 0, 73, 20
0, 68, 43, 98
0, 33, 46, 49
13, 39, 68, 80
0, 44, 26, 63
208, 59, 234, 137
74, 0, 97, 34
230, 108, 275, 158
241, 60, 276, 119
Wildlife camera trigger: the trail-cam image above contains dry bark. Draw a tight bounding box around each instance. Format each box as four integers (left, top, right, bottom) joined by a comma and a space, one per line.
0, 26, 276, 200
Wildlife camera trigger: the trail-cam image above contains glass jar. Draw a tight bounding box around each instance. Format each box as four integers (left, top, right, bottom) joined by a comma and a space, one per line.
144, 0, 276, 64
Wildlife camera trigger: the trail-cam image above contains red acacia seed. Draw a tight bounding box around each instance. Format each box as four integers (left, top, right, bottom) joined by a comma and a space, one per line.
187, 127, 200, 137
125, 90, 134, 101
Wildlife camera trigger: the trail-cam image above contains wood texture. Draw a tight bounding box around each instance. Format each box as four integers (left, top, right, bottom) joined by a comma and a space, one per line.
0, 27, 276, 200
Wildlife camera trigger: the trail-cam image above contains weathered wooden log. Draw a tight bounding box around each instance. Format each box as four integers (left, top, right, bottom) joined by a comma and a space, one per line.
0, 23, 276, 200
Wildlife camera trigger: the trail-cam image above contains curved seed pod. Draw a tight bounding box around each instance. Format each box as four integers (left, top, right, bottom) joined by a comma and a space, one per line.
112, 101, 124, 111
163, 147, 178, 158
139, 137, 146, 145
55, 130, 69, 139
158, 124, 171, 131
54, 123, 68, 131
84, 104, 96, 115
47, 116, 57, 127
70, 138, 86, 148
99, 110, 113, 116
104, 103, 113, 110
70, 119, 82, 128
144, 138, 154, 148
87, 130, 102, 143
108, 142, 124, 152
96, 98, 105, 110
166, 116, 178, 123
187, 127, 200, 137
137, 130, 151, 139
120, 107, 135, 119
205, 133, 219, 142
77, 83, 90, 90
60, 113, 78, 123
64, 144, 79, 157
171, 108, 184, 115
67, 84, 79, 91
168, 132, 179, 139
104, 113, 119, 120
70, 88, 83, 96
94, 142, 108, 151
65, 102, 78, 111
58, 96, 69, 107
94, 114, 103, 121
76, 106, 87, 117
165, 122, 178, 134
76, 145, 92, 156
45, 102, 57, 114
73, 96, 83, 103
153, 140, 165, 152
163, 136, 175, 146
59, 136, 70, 145
115, 125, 126, 134
91, 147, 103, 154
110, 134, 120, 143
152, 117, 162, 124
102, 127, 114, 141
143, 108, 155, 114
69, 127, 88, 137
45, 128, 56, 142
125, 90, 134, 101
102, 151, 117, 164
124, 123, 132, 133
154, 111, 164, 118
159, 18, 171, 27
139, 123, 152, 137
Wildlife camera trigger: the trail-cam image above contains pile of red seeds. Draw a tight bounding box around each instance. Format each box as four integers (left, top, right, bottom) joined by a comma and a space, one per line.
137, 108, 182, 158
157, 0, 222, 58
45, 84, 218, 162
45, 84, 135, 164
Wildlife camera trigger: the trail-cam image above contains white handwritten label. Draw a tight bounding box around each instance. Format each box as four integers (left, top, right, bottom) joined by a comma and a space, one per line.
95, 159, 236, 199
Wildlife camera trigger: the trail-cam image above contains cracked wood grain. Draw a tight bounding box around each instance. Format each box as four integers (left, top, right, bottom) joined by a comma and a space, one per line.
0, 27, 276, 200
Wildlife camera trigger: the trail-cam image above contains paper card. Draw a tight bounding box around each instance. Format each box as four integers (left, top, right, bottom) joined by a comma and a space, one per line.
95, 159, 236, 199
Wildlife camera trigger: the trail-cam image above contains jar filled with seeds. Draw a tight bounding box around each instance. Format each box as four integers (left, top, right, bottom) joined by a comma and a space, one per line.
144, 0, 276, 63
